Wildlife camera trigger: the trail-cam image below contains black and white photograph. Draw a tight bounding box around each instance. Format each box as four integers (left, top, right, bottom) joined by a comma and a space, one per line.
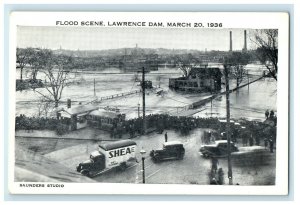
8, 12, 289, 195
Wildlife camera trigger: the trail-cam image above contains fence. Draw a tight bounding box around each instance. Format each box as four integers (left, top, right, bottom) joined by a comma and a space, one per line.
89, 90, 142, 104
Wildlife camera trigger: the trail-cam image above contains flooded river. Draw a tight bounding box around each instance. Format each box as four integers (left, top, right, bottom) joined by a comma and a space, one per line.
193, 77, 277, 121
15, 64, 276, 121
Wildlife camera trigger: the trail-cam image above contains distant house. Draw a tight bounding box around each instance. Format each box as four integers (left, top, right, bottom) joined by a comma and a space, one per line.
57, 104, 98, 130
169, 64, 222, 92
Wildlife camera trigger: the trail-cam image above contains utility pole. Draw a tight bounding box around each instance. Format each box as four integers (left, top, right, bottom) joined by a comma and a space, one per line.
142, 67, 146, 133
224, 65, 233, 185
140, 148, 146, 184
247, 70, 250, 90
138, 103, 140, 118
142, 155, 145, 183
93, 78, 96, 97
210, 78, 213, 117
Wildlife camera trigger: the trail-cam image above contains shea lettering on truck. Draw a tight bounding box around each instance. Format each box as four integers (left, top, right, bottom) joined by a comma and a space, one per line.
108, 146, 135, 158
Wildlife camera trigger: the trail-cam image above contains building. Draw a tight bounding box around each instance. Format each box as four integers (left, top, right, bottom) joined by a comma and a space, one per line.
169, 64, 222, 92
86, 107, 126, 131
57, 104, 98, 130
57, 101, 126, 132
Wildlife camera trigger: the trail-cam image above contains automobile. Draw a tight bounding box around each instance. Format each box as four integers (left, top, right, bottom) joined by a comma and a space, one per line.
150, 141, 185, 162
199, 140, 239, 158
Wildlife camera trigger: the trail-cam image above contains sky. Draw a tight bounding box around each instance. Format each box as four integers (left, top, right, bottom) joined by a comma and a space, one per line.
17, 26, 258, 51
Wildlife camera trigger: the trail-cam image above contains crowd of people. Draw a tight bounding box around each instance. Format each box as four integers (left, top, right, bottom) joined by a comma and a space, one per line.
116, 114, 221, 138
16, 112, 276, 151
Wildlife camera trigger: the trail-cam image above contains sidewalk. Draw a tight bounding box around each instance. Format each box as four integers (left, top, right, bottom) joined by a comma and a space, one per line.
15, 127, 128, 141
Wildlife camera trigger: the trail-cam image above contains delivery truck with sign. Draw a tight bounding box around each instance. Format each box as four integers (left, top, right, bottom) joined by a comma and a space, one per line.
76, 139, 137, 177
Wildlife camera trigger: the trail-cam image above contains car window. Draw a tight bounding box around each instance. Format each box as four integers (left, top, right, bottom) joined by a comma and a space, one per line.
164, 145, 171, 150
168, 145, 176, 150
218, 144, 227, 149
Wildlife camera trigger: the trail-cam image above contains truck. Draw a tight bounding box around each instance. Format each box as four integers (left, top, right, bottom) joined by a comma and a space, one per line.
76, 139, 137, 177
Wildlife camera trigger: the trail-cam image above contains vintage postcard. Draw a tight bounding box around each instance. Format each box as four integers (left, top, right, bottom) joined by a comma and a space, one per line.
8, 12, 289, 195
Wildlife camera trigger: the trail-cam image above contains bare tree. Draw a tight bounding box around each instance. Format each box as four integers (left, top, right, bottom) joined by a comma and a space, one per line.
16, 47, 35, 81
224, 52, 250, 87
27, 48, 53, 82
33, 50, 73, 108
36, 96, 52, 117
176, 54, 197, 77
231, 65, 247, 87
253, 29, 278, 81
44, 54, 73, 107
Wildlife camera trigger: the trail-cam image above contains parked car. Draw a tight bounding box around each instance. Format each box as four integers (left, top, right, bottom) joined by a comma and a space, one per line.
150, 141, 185, 162
199, 140, 239, 158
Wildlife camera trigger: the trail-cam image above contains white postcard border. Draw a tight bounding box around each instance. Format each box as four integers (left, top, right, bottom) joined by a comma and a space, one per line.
8, 12, 289, 195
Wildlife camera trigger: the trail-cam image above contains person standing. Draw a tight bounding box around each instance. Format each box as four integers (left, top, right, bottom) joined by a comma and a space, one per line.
264, 137, 269, 149
269, 138, 274, 153
249, 134, 254, 146
164, 132, 168, 142
242, 133, 248, 146
218, 168, 224, 185
208, 130, 212, 144
265, 109, 269, 119
211, 157, 219, 173
270, 110, 275, 120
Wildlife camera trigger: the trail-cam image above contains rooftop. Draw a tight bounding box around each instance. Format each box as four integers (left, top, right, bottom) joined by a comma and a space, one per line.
59, 104, 98, 116
163, 141, 183, 146
99, 139, 136, 151
89, 109, 121, 119
215, 140, 235, 145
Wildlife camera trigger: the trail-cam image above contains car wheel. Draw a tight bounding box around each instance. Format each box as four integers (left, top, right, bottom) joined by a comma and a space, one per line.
81, 170, 90, 177
153, 155, 160, 163
119, 162, 127, 171
177, 153, 184, 160
203, 153, 209, 158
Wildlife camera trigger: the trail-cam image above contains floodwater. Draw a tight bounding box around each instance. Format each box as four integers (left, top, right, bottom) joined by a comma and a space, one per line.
193, 77, 277, 121
15, 64, 276, 121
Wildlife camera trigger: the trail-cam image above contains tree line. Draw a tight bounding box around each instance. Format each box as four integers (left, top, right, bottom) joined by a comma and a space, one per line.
16, 48, 73, 107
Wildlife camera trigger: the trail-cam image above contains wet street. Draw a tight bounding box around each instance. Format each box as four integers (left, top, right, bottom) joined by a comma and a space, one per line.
16, 128, 276, 185
91, 129, 275, 185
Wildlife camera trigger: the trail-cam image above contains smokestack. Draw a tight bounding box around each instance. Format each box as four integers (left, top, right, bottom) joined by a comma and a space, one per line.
229, 31, 232, 52
67, 99, 71, 108
243, 30, 247, 51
